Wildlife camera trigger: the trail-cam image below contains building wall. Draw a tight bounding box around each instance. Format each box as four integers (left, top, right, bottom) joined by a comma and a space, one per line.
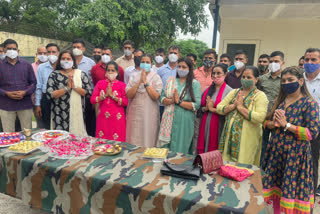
0, 31, 69, 56
218, 18, 320, 67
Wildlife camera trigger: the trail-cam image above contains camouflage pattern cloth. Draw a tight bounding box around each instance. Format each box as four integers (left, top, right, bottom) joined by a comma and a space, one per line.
0, 131, 266, 214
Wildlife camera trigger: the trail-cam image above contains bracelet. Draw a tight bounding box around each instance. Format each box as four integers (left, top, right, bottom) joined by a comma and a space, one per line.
178, 100, 182, 105
144, 83, 149, 88
63, 86, 69, 92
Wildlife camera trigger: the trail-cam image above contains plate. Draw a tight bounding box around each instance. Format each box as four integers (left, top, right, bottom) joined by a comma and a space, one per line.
32, 130, 69, 142
6, 141, 43, 154
0, 132, 26, 148
93, 144, 122, 156
6, 147, 40, 155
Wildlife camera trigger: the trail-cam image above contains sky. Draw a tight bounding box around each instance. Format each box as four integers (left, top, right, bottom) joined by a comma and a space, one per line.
176, 3, 220, 52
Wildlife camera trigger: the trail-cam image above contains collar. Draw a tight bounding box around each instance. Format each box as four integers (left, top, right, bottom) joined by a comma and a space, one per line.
98, 62, 105, 68
304, 72, 320, 82
165, 62, 177, 70
121, 55, 133, 61
4, 57, 20, 64
267, 72, 281, 79
78, 55, 85, 65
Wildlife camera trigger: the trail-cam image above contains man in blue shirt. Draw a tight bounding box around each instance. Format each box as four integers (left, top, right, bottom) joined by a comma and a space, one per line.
157, 45, 181, 118
35, 43, 60, 129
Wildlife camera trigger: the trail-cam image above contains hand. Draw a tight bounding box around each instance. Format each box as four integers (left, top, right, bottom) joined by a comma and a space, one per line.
35, 106, 42, 118
5, 91, 23, 100
274, 109, 287, 128
235, 91, 244, 107
140, 70, 147, 84
99, 90, 106, 101
106, 83, 113, 97
206, 96, 213, 109
173, 89, 180, 104
67, 76, 72, 90
16, 91, 26, 98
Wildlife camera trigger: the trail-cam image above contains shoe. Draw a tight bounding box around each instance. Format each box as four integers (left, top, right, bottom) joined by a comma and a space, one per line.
316, 185, 320, 196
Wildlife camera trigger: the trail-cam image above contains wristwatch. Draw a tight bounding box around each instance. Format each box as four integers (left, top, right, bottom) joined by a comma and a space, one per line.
284, 123, 291, 132
177, 100, 182, 106
63, 86, 69, 92
144, 83, 150, 88
74, 86, 78, 90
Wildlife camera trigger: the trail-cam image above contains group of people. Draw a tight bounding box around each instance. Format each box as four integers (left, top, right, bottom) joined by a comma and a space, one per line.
0, 37, 320, 213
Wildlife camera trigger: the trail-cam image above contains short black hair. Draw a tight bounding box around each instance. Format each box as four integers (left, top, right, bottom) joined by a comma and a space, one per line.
0, 43, 4, 48
123, 40, 134, 48
94, 45, 103, 50
219, 53, 231, 61
258, 54, 270, 61
305, 48, 320, 55
72, 38, 86, 47
3, 39, 18, 48
103, 47, 112, 51
299, 56, 305, 61
245, 66, 259, 78
187, 53, 197, 61
234, 50, 247, 58
155, 48, 165, 54
141, 53, 153, 62
134, 49, 144, 54
168, 45, 180, 52
46, 43, 60, 52
204, 49, 217, 59
270, 51, 284, 60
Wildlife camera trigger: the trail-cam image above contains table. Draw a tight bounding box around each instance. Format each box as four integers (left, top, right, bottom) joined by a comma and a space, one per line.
0, 132, 266, 213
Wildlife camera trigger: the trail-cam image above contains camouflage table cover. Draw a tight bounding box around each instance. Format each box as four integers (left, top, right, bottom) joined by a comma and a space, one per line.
0, 139, 265, 213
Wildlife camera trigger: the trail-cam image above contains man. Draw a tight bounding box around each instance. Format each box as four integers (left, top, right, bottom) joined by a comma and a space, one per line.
219, 53, 232, 67
115, 40, 135, 70
92, 46, 103, 64
298, 56, 304, 68
0, 39, 36, 132
158, 45, 181, 117
124, 49, 144, 84
91, 47, 125, 85
257, 54, 270, 76
258, 51, 285, 167
72, 38, 95, 137
31, 46, 48, 74
35, 43, 60, 129
193, 49, 216, 93
152, 48, 166, 72
0, 43, 5, 60
187, 53, 197, 68
225, 50, 248, 88
303, 48, 320, 195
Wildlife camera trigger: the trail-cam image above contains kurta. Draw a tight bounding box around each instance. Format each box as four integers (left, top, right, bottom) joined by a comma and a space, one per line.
126, 71, 163, 147
160, 79, 201, 154
262, 97, 319, 214
216, 88, 268, 165
90, 80, 128, 142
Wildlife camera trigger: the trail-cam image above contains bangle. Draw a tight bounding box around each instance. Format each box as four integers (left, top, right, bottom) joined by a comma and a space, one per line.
178, 100, 182, 105
144, 83, 149, 88
63, 86, 68, 92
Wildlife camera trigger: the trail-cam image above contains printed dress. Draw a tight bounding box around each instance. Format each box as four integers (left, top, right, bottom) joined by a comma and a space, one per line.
262, 97, 319, 214
90, 80, 128, 142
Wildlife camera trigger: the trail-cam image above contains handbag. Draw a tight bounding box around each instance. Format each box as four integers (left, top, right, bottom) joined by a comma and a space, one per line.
160, 161, 201, 180
193, 150, 223, 174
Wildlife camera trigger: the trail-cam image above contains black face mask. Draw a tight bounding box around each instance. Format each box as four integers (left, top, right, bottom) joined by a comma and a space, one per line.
93, 55, 101, 62
134, 56, 141, 67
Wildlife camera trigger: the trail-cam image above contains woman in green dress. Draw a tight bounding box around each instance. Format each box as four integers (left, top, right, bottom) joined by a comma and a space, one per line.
157, 57, 201, 154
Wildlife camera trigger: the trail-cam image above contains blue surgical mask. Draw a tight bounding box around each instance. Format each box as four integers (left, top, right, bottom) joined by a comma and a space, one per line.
281, 82, 300, 94
140, 63, 151, 72
304, 63, 320, 74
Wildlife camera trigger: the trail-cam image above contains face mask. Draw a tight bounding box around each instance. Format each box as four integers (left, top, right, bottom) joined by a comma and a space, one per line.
134, 56, 141, 67
168, 53, 178, 63
258, 64, 268, 74
48, 55, 58, 64
177, 69, 189, 77
213, 76, 225, 85
0, 54, 5, 60
6, 50, 18, 59
73, 48, 83, 56
234, 61, 245, 70
155, 55, 164, 64
37, 55, 48, 63
101, 55, 111, 64
241, 79, 254, 88
281, 82, 300, 94
124, 49, 132, 56
93, 55, 101, 62
304, 63, 320, 74
106, 73, 118, 81
203, 59, 214, 68
228, 65, 235, 72
60, 61, 74, 70
140, 63, 151, 72
268, 62, 281, 73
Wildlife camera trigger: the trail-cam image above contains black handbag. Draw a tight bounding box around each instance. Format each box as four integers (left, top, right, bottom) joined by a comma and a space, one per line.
160, 161, 201, 180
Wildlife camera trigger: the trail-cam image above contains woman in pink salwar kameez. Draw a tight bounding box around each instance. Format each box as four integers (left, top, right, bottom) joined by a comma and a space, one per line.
90, 61, 128, 142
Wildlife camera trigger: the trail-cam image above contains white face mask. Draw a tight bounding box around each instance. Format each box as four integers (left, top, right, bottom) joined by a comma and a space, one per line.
168, 53, 178, 63
6, 50, 18, 59
155, 55, 164, 64
124, 49, 132, 56
177, 69, 189, 77
73, 48, 83, 56
106, 73, 118, 81
37, 55, 48, 62
60, 61, 74, 69
48, 55, 58, 64
101, 55, 111, 64
268, 62, 281, 73
234, 61, 245, 70
0, 54, 5, 60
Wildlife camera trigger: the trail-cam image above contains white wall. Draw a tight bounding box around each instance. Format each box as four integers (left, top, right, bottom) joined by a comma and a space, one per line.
218, 18, 320, 67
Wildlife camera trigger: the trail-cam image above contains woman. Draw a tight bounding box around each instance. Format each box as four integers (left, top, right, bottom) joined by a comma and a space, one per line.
90, 61, 128, 141
46, 50, 92, 135
263, 66, 319, 214
158, 57, 201, 154
126, 54, 163, 147
216, 66, 268, 165
197, 64, 233, 154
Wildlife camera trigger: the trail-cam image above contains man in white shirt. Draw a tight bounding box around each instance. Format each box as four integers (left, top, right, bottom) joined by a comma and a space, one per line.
152, 48, 166, 72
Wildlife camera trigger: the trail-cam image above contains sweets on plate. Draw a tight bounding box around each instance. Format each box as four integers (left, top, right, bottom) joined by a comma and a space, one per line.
31, 130, 68, 142
142, 148, 168, 159
93, 144, 122, 155
8, 141, 42, 153
0, 132, 25, 147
